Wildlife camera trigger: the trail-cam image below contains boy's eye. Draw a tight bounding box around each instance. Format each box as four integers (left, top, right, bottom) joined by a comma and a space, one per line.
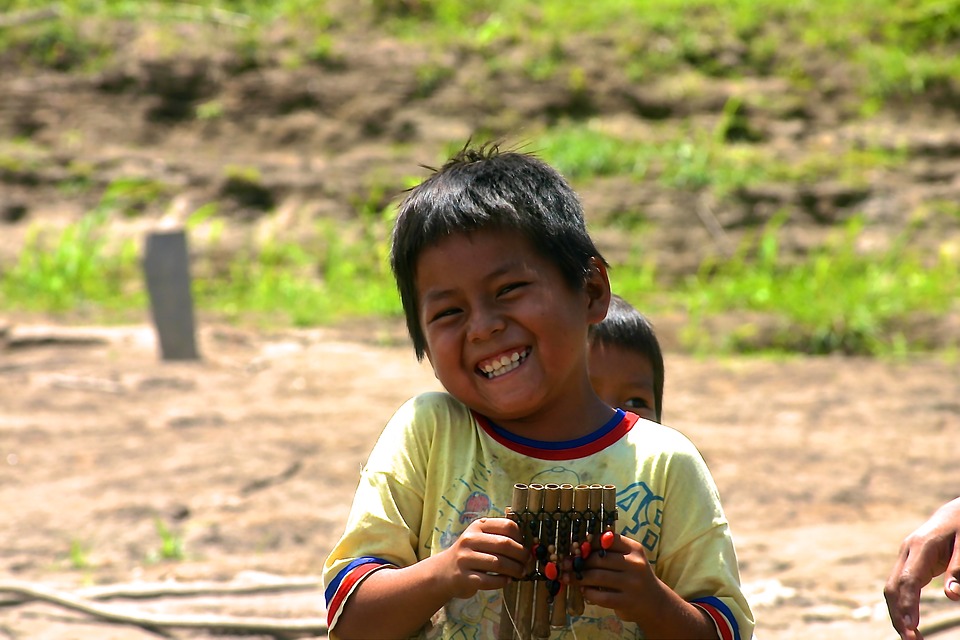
429, 307, 461, 323
498, 282, 527, 296
623, 397, 651, 410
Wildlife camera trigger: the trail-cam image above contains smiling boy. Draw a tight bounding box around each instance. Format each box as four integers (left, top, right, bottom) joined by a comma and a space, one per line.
322, 144, 754, 639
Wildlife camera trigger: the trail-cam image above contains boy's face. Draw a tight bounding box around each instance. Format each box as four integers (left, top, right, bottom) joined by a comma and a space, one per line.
589, 342, 658, 422
415, 228, 609, 428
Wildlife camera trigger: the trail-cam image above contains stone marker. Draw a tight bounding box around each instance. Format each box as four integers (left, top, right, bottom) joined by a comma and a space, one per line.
143, 230, 200, 361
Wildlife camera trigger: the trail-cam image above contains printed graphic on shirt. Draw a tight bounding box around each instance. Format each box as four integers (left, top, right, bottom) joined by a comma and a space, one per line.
617, 481, 664, 556
433, 461, 504, 552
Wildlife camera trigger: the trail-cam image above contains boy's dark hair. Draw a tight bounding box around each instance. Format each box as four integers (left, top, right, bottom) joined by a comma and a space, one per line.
390, 142, 608, 361
589, 294, 665, 421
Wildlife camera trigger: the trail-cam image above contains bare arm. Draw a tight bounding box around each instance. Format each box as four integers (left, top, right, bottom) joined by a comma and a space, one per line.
334, 517, 527, 640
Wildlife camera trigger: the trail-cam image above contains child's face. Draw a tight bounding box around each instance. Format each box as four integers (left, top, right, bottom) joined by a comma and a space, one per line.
415, 228, 608, 428
588, 342, 658, 422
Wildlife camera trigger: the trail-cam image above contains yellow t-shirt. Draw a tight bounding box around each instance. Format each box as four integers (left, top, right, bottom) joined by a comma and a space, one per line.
323, 391, 754, 639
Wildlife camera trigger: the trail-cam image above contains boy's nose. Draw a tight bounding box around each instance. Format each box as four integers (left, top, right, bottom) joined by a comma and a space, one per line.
467, 306, 506, 342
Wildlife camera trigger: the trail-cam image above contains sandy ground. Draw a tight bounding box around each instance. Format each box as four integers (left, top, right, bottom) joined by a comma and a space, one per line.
1, 320, 959, 640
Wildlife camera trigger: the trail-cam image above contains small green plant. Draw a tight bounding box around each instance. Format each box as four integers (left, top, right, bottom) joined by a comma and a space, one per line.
151, 518, 185, 562
68, 539, 91, 569
195, 99, 224, 120
98, 177, 167, 216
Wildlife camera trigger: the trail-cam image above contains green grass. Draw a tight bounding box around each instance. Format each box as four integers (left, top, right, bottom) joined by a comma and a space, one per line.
532, 120, 762, 194
532, 125, 649, 180
373, 0, 960, 106
194, 222, 400, 327
0, 210, 143, 317
1, 206, 956, 357
678, 214, 959, 355
0, 0, 956, 110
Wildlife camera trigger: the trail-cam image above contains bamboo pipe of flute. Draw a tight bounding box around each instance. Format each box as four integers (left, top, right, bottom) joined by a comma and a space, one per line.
532, 484, 560, 639
566, 485, 590, 617
588, 485, 604, 556
602, 484, 618, 536
515, 484, 544, 640
550, 484, 574, 628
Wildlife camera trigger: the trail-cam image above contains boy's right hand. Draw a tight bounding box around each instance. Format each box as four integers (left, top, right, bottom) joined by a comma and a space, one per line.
439, 517, 528, 599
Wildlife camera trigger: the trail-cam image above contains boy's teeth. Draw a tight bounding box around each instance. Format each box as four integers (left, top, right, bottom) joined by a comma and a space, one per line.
482, 349, 528, 379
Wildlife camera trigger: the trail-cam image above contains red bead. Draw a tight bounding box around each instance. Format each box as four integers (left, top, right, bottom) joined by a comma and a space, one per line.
580, 541, 591, 558
601, 530, 615, 550
544, 562, 559, 581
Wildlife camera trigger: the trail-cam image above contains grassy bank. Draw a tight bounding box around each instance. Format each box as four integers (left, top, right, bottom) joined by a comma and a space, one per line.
2, 207, 956, 357
2, 0, 958, 110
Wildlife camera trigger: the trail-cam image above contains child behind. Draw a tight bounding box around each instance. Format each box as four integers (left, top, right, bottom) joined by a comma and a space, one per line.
588, 294, 664, 424
323, 144, 754, 639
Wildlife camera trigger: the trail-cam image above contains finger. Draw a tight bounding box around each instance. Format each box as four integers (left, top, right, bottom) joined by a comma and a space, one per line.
576, 561, 628, 595
885, 553, 912, 635
493, 553, 528, 579
474, 517, 521, 540
601, 531, 628, 553
465, 518, 527, 563
581, 544, 632, 571
943, 536, 960, 601
460, 548, 526, 583
580, 584, 622, 609
895, 553, 929, 636
465, 570, 513, 592
896, 580, 922, 638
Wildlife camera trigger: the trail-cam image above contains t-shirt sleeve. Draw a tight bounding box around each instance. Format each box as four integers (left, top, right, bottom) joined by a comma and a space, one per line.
321, 395, 438, 634
655, 434, 756, 640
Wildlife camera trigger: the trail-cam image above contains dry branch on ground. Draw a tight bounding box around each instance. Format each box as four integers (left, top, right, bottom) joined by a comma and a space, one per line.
0, 578, 328, 639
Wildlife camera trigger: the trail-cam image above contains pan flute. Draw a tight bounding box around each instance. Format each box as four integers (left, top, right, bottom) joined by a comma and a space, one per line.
498, 483, 617, 640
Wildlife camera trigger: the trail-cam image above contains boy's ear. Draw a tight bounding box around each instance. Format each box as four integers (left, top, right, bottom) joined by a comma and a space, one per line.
584, 257, 611, 324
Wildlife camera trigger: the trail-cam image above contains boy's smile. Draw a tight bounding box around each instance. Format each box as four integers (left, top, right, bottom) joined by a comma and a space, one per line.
477, 347, 531, 379
415, 228, 613, 440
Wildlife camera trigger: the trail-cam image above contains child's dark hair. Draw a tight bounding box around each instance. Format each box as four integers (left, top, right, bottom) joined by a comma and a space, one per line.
390, 142, 608, 361
589, 294, 665, 421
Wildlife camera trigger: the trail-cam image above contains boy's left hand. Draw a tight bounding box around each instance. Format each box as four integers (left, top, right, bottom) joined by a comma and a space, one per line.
574, 532, 663, 623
